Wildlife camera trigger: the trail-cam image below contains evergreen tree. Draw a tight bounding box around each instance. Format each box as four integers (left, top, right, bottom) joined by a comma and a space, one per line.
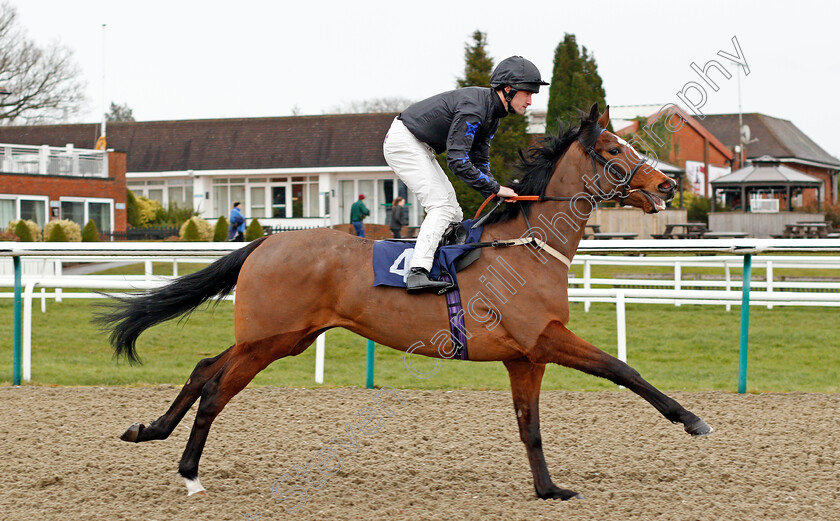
181, 220, 201, 241
245, 219, 264, 241
546, 34, 608, 134
213, 216, 229, 242
457, 31, 493, 88
13, 220, 33, 242
441, 30, 530, 218
82, 219, 100, 242
47, 223, 68, 242
126, 190, 140, 228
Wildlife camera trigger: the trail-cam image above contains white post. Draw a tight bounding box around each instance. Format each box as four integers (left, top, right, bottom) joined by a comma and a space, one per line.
674, 261, 682, 307
40, 287, 46, 313
583, 259, 591, 312
55, 260, 62, 302
145, 260, 153, 279
39, 145, 49, 174
23, 280, 37, 381
766, 260, 774, 310
315, 332, 326, 384
616, 291, 627, 390
173, 259, 179, 277
725, 261, 732, 312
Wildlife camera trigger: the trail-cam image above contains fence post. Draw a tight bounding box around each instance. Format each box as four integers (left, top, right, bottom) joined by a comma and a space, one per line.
583, 259, 591, 312
616, 291, 627, 390
738, 254, 752, 394
366, 340, 375, 389
674, 261, 682, 307
13, 256, 21, 386
766, 260, 773, 310
314, 333, 325, 384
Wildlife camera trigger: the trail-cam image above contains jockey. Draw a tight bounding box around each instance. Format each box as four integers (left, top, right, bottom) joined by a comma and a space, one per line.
383, 56, 549, 293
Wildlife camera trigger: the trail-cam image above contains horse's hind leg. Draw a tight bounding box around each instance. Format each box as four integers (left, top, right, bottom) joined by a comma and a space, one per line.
178, 331, 316, 495
120, 346, 235, 443
504, 358, 583, 501
534, 321, 712, 435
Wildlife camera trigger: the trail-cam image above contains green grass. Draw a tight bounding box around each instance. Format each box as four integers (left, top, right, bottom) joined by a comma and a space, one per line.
1, 295, 837, 392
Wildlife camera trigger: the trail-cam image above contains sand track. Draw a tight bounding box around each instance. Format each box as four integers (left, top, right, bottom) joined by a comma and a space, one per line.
0, 387, 837, 520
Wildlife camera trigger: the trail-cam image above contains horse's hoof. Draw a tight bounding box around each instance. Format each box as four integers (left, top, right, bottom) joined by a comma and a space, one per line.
685, 418, 714, 436
184, 476, 207, 496
120, 423, 144, 442
538, 487, 583, 500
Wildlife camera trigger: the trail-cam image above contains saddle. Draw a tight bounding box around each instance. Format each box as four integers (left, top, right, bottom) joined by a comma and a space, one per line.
384, 221, 482, 272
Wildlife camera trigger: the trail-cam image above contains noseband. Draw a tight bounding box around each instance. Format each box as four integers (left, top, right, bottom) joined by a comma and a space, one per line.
581, 130, 648, 204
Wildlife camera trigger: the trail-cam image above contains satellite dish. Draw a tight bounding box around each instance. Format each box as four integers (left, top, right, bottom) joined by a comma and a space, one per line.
740, 124, 751, 144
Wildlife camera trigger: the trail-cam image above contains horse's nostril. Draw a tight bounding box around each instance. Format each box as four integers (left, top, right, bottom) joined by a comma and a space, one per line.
659, 179, 676, 193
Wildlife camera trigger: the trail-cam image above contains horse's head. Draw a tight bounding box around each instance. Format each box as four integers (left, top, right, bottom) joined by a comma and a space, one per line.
576, 103, 677, 213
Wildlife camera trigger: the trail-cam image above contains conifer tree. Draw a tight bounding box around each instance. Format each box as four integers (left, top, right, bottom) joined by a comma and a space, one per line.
546, 34, 608, 134
82, 219, 100, 242
245, 219, 264, 241
213, 216, 229, 242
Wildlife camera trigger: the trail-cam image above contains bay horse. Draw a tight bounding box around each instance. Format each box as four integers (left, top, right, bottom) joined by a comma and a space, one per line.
100, 104, 711, 499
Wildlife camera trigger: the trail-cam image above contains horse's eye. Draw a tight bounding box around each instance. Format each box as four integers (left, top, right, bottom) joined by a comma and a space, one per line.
609, 148, 620, 155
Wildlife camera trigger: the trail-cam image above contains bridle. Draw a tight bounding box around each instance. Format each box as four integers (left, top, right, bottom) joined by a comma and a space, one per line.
582, 128, 648, 204
473, 128, 649, 224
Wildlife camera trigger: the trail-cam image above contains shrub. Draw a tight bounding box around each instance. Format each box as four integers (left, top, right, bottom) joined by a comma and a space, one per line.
822, 202, 840, 228
179, 216, 212, 241
47, 223, 68, 241
0, 230, 19, 241
8, 219, 42, 241
245, 219, 264, 241
672, 191, 711, 224
44, 219, 82, 242
181, 220, 201, 241
126, 190, 140, 227
213, 216, 229, 242
13, 220, 34, 242
82, 219, 100, 242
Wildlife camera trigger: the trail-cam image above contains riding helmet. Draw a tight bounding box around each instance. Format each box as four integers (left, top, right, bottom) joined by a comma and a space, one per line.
490, 56, 549, 93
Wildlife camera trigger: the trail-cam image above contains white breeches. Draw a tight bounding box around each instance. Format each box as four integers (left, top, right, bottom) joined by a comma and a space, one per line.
383, 118, 463, 271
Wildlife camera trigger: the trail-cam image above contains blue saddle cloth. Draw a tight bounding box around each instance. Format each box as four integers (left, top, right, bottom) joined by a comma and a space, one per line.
372, 220, 484, 288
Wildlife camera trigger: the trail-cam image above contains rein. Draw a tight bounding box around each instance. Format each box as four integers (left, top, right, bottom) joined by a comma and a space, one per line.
468, 134, 646, 268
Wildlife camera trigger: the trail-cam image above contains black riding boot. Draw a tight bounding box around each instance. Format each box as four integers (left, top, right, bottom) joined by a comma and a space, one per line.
406, 267, 452, 294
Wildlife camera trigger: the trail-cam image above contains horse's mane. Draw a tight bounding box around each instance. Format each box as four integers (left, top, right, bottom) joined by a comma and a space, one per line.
482, 116, 601, 225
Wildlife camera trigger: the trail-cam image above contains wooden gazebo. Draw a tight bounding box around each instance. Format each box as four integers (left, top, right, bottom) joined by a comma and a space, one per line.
710, 156, 824, 212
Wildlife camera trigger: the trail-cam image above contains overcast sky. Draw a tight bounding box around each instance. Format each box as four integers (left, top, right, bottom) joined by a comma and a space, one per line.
12, 0, 840, 158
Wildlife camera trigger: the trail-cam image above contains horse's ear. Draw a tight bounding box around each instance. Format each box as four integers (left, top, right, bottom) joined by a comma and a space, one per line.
588, 103, 600, 122
598, 105, 611, 128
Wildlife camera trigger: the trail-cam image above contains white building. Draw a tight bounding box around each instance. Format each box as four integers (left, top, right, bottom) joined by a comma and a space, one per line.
0, 113, 419, 230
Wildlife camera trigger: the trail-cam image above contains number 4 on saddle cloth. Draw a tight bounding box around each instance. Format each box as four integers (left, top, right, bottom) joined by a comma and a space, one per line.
372, 219, 484, 290
371, 219, 484, 361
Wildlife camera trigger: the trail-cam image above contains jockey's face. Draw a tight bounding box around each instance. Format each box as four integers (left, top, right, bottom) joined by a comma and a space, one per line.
507, 88, 533, 115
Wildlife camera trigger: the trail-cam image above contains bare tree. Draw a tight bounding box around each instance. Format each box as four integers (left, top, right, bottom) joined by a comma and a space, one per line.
106, 101, 135, 122
0, 2, 87, 125
325, 97, 413, 114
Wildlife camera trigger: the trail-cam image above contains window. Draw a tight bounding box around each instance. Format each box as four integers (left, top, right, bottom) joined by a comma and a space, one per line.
250, 187, 266, 218
212, 178, 246, 217
60, 198, 114, 231
0, 195, 48, 228
20, 199, 47, 227
89, 202, 111, 232
127, 179, 193, 208
60, 201, 85, 225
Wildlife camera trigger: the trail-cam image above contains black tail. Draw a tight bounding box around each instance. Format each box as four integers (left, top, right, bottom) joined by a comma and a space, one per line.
96, 237, 268, 364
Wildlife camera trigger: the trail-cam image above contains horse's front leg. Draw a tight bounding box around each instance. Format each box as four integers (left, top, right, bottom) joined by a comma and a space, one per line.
531, 321, 712, 436
503, 358, 583, 500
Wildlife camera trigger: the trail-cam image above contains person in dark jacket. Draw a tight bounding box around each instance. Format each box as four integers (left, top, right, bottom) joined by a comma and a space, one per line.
389, 197, 407, 238
349, 194, 370, 237
383, 56, 548, 293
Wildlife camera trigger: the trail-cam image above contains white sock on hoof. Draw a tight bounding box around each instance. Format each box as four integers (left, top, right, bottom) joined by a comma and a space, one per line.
184, 476, 206, 496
